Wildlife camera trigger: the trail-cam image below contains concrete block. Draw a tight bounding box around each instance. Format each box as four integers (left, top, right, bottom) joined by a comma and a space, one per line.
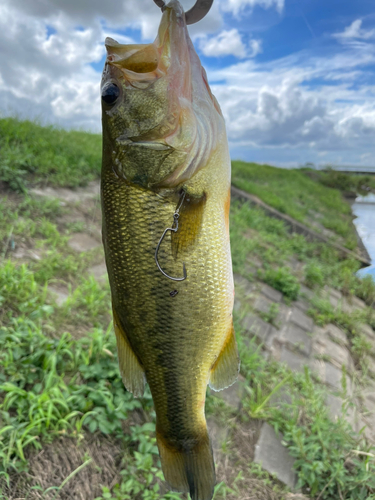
68, 233, 101, 252
283, 323, 312, 356
269, 387, 293, 407
88, 263, 108, 283
260, 283, 283, 303
324, 362, 343, 389
324, 286, 342, 301
207, 417, 229, 463
280, 346, 309, 372
360, 324, 375, 341
313, 336, 352, 370
326, 323, 349, 346
254, 423, 297, 488
48, 285, 69, 306
242, 314, 270, 342
290, 307, 314, 332
325, 394, 343, 420
233, 297, 242, 312
293, 299, 310, 313
276, 304, 292, 325
324, 362, 351, 393
300, 284, 314, 300
362, 381, 375, 406
211, 376, 245, 410
254, 294, 274, 314
329, 293, 342, 309
307, 358, 325, 381
234, 274, 256, 296
265, 325, 283, 351
341, 298, 356, 314
351, 296, 367, 310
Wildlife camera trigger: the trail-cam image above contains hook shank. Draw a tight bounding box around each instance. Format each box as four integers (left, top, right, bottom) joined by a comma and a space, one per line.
155, 191, 187, 282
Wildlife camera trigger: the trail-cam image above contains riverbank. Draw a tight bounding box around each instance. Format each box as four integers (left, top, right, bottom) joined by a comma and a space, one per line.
1, 118, 375, 499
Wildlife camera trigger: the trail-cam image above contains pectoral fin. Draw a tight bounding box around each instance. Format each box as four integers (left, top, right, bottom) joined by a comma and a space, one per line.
209, 323, 240, 391
113, 308, 145, 397
171, 192, 206, 259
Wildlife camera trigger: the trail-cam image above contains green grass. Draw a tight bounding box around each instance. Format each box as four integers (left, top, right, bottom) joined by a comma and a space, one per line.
238, 333, 375, 500
305, 168, 375, 195
1, 119, 375, 499
231, 161, 358, 249
0, 117, 101, 192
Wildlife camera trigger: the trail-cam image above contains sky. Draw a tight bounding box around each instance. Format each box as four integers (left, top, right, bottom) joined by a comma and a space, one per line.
1, 0, 375, 167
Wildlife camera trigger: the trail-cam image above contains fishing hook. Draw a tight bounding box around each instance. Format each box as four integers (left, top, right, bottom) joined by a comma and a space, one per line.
155, 190, 187, 281
153, 0, 214, 25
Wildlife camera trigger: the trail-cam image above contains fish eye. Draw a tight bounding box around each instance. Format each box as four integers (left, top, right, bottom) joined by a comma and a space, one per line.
102, 83, 120, 105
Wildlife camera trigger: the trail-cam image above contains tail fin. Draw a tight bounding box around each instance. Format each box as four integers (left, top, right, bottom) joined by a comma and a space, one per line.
156, 428, 215, 500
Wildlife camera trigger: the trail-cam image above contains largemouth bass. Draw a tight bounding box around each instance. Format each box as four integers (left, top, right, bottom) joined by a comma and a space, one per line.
100, 2, 239, 499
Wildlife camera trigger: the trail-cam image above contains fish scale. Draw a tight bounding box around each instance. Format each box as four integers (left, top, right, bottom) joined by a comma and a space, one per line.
100, 2, 239, 499
102, 172, 231, 434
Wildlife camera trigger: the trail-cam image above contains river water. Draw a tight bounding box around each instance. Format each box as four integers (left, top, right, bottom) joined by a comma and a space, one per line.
352, 193, 375, 280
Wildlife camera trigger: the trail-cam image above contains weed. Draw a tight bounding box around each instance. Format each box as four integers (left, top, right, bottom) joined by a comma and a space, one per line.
355, 274, 375, 306
0, 117, 101, 192
63, 276, 111, 322
304, 261, 325, 289
0, 318, 144, 479
231, 161, 357, 248
312, 168, 375, 195
261, 267, 300, 301
94, 424, 184, 500
66, 221, 86, 234
31, 251, 87, 283
274, 369, 375, 499
259, 303, 280, 327
0, 261, 45, 318
351, 335, 372, 372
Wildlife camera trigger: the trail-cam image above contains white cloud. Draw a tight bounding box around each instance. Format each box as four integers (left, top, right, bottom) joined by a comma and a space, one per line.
207, 45, 375, 157
2, 0, 222, 41
219, 0, 284, 16
199, 29, 261, 58
0, 0, 223, 130
249, 39, 262, 57
333, 19, 375, 41
0, 0, 375, 166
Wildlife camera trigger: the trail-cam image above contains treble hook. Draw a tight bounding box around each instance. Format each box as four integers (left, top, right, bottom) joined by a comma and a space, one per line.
153, 0, 214, 25
155, 191, 187, 281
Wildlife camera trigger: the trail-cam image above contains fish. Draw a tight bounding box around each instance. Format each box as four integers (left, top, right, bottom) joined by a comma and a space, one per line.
100, 1, 239, 499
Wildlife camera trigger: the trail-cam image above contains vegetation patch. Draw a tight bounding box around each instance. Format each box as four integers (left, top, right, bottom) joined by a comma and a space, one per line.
231, 161, 358, 249
0, 117, 101, 192
1, 120, 375, 499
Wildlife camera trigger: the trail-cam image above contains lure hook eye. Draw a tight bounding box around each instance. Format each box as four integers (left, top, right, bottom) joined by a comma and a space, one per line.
153, 0, 214, 25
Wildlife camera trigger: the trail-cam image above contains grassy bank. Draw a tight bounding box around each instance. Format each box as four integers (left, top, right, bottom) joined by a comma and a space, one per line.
231, 161, 362, 250
0, 117, 101, 192
1, 118, 375, 499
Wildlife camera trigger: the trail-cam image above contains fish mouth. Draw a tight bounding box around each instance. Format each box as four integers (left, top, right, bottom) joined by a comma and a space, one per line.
116, 137, 174, 151
104, 1, 187, 79
105, 38, 161, 75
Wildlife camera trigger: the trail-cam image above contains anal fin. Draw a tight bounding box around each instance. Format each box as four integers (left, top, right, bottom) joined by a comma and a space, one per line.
209, 323, 240, 392
112, 307, 145, 397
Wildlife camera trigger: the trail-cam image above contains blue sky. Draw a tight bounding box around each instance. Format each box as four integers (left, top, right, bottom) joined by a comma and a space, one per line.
1, 0, 375, 167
